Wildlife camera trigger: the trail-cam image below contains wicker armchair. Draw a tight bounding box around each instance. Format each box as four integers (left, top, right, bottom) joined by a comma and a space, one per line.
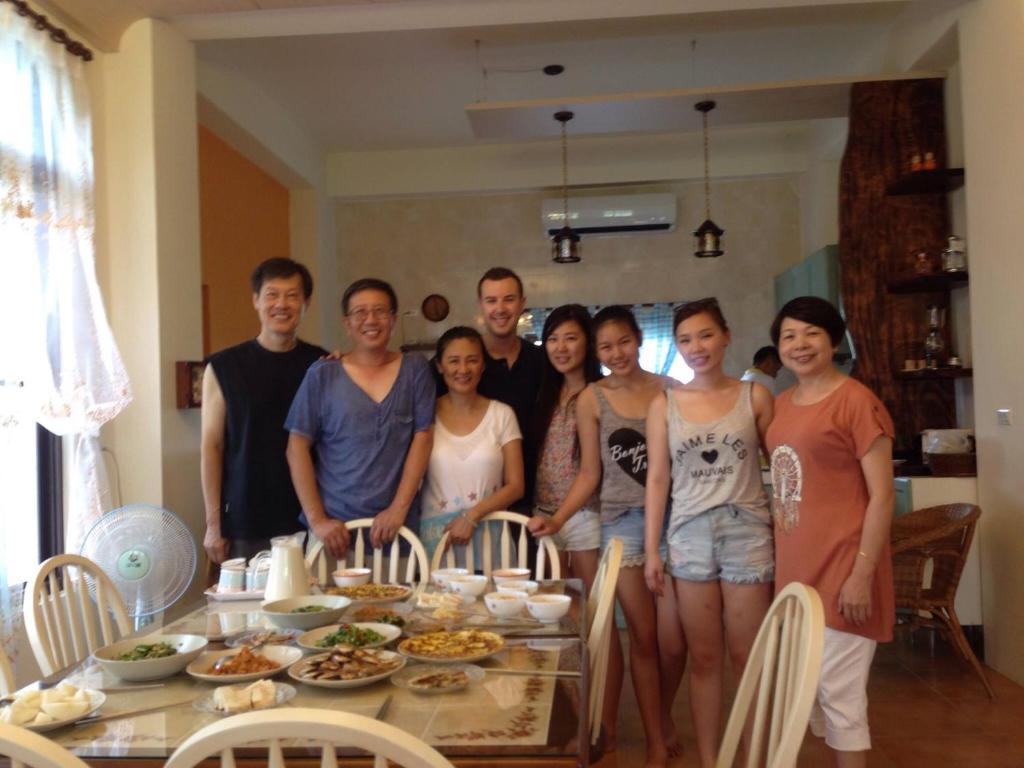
891, 503, 994, 699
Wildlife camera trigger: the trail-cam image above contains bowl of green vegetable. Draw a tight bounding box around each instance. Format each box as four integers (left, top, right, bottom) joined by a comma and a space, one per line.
297, 622, 402, 652
261, 595, 351, 630
92, 634, 208, 681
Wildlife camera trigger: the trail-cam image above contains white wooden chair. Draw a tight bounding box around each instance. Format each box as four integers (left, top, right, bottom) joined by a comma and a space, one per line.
430, 511, 561, 580
22, 555, 131, 677
0, 721, 94, 768
164, 707, 454, 768
716, 582, 825, 768
306, 519, 430, 587
0, 644, 14, 697
585, 537, 623, 746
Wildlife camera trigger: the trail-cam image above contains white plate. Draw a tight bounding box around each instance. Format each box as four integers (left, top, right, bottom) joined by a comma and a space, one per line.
297, 622, 402, 652
193, 682, 297, 716
2, 690, 106, 733
397, 632, 505, 665
224, 629, 303, 649
93, 635, 208, 682
287, 650, 406, 689
328, 584, 413, 605
187, 646, 303, 684
390, 664, 484, 695
205, 586, 265, 602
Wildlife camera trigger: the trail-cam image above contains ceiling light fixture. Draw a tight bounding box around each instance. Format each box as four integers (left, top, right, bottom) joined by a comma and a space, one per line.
693, 100, 724, 258
552, 110, 581, 264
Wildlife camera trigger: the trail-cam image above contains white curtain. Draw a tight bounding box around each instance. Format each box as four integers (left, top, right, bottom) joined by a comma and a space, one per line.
0, 4, 132, 663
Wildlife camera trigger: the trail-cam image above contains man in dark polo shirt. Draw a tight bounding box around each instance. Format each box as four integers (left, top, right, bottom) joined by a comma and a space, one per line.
201, 257, 327, 564
436, 267, 544, 507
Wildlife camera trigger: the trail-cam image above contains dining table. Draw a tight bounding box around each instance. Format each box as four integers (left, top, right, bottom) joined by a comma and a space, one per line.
15, 579, 591, 768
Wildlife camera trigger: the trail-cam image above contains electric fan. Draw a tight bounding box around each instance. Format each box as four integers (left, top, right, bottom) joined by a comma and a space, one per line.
80, 504, 197, 624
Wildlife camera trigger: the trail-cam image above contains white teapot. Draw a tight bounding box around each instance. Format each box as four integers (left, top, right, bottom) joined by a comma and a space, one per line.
262, 532, 311, 602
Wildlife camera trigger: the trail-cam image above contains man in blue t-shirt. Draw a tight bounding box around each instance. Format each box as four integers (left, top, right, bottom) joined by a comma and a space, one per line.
285, 278, 435, 558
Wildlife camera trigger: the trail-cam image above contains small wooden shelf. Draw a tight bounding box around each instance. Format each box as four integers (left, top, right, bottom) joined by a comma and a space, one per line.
887, 271, 969, 293
886, 168, 965, 196
896, 367, 972, 380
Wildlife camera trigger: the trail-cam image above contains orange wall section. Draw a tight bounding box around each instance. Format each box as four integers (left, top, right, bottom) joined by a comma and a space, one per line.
198, 125, 290, 355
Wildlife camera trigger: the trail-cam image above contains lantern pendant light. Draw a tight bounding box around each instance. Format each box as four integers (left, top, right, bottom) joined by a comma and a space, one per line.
551, 110, 581, 263
693, 100, 724, 258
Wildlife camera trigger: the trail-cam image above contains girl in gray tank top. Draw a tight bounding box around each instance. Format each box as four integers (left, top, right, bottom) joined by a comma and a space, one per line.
643, 298, 774, 767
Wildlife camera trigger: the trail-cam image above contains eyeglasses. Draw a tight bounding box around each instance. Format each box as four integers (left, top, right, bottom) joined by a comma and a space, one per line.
346, 307, 394, 323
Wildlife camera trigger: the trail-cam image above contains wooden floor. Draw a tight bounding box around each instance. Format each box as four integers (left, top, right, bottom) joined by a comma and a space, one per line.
595, 630, 1024, 767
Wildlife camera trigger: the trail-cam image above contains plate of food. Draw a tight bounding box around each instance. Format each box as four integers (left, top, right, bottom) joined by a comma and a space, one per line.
224, 629, 303, 649
297, 622, 402, 652
194, 681, 297, 716
346, 603, 412, 627
324, 583, 413, 604
390, 663, 484, 695
93, 634, 209, 681
0, 684, 105, 732
288, 648, 406, 689
398, 630, 505, 664
187, 645, 302, 683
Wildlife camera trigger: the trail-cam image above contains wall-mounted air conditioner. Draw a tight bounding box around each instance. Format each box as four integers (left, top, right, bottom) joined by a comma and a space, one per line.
541, 193, 676, 237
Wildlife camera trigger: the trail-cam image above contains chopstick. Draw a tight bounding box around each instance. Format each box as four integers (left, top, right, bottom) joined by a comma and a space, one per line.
73, 697, 197, 726
483, 669, 581, 678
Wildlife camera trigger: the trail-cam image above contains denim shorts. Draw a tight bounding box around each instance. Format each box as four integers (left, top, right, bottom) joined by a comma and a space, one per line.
667, 503, 774, 584
601, 507, 668, 568
533, 507, 601, 552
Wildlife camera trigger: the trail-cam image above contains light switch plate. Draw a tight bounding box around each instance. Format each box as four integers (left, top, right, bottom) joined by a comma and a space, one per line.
997, 408, 1012, 426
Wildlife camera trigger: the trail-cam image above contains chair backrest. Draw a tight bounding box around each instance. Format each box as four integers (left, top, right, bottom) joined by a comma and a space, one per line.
891, 503, 980, 606
23, 555, 131, 677
164, 707, 454, 768
0, 722, 94, 768
306, 520, 430, 587
586, 537, 623, 745
429, 511, 561, 580
0, 643, 14, 697
716, 582, 825, 768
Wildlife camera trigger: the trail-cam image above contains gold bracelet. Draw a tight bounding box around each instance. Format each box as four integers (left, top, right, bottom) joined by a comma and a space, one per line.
460, 512, 478, 528
857, 550, 872, 562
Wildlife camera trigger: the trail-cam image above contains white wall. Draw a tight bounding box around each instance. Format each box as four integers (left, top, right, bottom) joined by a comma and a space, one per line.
958, 0, 1024, 685
334, 176, 803, 376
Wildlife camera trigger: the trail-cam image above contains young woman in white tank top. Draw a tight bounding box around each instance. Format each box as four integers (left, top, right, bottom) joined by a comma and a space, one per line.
644, 298, 775, 768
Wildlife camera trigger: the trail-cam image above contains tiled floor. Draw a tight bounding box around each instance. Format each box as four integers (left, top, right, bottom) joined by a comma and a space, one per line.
594, 631, 1024, 767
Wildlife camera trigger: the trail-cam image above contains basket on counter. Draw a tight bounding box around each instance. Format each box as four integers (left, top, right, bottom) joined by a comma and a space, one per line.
923, 452, 976, 477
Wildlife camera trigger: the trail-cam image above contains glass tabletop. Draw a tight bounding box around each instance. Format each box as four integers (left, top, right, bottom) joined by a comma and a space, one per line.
25, 579, 590, 765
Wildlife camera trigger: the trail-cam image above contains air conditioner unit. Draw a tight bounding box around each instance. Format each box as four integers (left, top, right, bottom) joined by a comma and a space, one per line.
541, 193, 676, 237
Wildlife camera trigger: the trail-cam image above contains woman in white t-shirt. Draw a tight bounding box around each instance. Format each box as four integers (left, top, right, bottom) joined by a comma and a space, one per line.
419, 326, 525, 563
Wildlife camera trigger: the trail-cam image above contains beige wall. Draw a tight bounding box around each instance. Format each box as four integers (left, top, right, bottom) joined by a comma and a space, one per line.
335, 175, 802, 375
959, 0, 1024, 685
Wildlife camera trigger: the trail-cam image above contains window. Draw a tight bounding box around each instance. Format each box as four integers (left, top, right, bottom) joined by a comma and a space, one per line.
523, 303, 694, 383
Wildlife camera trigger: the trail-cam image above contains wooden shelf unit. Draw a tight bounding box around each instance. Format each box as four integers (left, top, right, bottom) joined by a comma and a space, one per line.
886, 168, 965, 196
887, 271, 969, 293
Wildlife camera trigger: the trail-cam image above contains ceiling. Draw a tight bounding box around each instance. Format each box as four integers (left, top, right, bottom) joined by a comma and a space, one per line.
46, 0, 924, 151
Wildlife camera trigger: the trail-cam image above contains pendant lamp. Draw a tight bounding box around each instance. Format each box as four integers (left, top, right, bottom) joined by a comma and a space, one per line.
551, 110, 581, 263
693, 100, 724, 258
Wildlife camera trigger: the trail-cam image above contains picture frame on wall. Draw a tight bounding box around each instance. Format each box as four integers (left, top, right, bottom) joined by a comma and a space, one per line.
176, 361, 205, 409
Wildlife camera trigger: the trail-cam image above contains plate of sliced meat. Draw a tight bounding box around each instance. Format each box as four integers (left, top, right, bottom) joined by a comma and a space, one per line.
287, 647, 406, 689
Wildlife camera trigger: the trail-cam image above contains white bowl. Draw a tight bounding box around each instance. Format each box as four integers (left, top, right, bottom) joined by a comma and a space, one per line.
497, 580, 539, 596
446, 574, 489, 599
332, 568, 371, 588
261, 595, 351, 630
491, 568, 532, 585
92, 635, 209, 681
432, 568, 468, 588
526, 594, 572, 623
484, 590, 526, 618
187, 645, 303, 684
